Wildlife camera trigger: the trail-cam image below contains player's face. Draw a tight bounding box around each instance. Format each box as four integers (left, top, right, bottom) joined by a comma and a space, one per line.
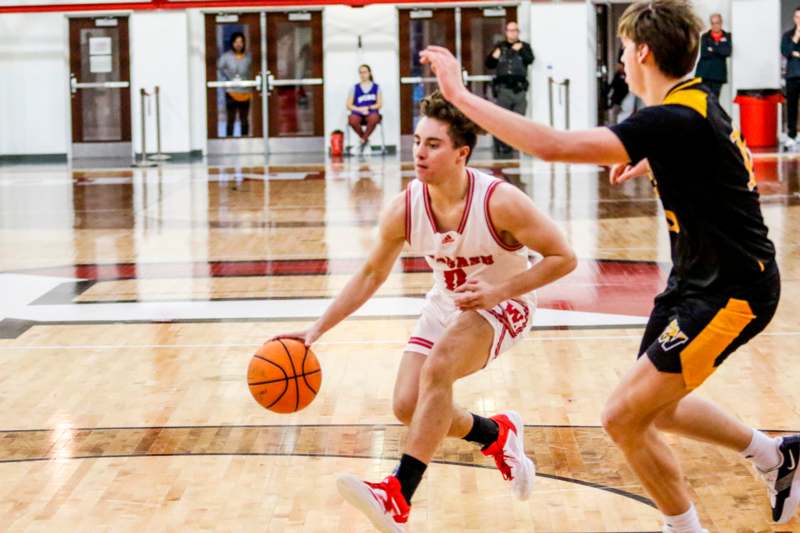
413, 117, 469, 184
620, 36, 644, 98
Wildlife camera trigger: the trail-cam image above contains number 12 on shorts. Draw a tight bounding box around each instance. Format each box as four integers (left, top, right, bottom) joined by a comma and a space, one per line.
444, 268, 467, 290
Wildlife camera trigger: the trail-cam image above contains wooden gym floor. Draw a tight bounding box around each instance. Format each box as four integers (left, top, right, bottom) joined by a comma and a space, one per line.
0, 153, 798, 532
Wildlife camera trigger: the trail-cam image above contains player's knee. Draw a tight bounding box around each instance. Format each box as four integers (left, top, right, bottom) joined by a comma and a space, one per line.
420, 352, 456, 388
392, 395, 416, 425
601, 401, 640, 444
653, 410, 675, 431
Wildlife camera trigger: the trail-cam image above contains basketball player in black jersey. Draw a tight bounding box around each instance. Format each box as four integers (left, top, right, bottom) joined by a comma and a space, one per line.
423, 0, 798, 530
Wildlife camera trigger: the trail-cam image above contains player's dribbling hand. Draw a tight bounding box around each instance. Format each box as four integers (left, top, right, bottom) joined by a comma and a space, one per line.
270, 328, 320, 347
419, 46, 467, 103
454, 279, 502, 311
609, 158, 651, 185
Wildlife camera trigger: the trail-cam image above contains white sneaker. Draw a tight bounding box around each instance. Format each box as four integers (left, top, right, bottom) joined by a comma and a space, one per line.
784, 137, 796, 150
481, 410, 536, 500
754, 434, 800, 523
661, 527, 708, 533
337, 473, 409, 533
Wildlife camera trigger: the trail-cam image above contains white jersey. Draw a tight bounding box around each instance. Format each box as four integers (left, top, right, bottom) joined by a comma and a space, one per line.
405, 168, 533, 298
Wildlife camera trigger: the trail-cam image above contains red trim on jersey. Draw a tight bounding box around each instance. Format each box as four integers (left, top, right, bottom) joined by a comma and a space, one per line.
422, 183, 438, 233
422, 171, 474, 235
485, 180, 524, 251
456, 170, 475, 234
404, 183, 412, 244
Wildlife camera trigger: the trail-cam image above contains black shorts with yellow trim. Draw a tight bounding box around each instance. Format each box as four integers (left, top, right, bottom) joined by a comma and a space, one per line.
638, 265, 780, 390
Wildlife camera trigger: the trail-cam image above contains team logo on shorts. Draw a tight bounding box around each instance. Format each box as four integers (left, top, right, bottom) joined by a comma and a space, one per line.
658, 319, 689, 351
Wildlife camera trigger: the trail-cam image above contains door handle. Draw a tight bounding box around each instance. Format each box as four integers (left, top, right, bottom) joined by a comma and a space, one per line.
71, 79, 130, 91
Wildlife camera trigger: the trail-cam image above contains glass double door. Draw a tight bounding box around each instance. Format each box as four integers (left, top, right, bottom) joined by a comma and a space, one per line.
399, 6, 517, 140
205, 11, 324, 154
69, 16, 132, 159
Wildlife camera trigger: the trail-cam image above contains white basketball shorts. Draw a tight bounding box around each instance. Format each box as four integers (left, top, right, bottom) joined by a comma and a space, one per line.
404, 289, 536, 365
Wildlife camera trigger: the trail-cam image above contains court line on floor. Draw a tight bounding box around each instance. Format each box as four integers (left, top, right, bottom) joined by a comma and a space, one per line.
0, 450, 659, 512
3, 329, 800, 350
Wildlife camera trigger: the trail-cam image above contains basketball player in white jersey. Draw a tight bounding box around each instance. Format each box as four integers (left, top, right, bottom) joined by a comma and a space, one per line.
276, 91, 576, 532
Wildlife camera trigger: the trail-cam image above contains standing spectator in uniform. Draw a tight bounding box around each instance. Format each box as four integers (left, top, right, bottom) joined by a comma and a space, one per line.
217, 32, 253, 137
486, 21, 534, 156
347, 64, 383, 154
695, 13, 731, 99
781, 6, 800, 149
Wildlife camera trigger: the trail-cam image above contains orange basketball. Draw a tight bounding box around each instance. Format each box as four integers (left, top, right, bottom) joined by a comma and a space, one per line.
247, 339, 321, 413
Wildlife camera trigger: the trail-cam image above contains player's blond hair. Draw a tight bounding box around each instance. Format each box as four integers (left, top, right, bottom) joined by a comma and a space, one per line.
618, 0, 703, 78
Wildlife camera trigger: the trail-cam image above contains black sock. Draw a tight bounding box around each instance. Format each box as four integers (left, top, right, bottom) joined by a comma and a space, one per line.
463, 413, 500, 448
394, 453, 427, 503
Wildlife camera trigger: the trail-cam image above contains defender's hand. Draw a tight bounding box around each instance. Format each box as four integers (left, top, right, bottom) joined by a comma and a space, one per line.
419, 46, 468, 103
609, 159, 651, 185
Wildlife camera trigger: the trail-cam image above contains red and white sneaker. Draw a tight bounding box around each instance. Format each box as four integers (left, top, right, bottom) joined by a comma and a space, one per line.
337, 474, 410, 533
481, 411, 536, 500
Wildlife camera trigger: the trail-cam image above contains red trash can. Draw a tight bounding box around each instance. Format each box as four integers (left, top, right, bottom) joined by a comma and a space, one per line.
330, 130, 344, 157
733, 89, 784, 148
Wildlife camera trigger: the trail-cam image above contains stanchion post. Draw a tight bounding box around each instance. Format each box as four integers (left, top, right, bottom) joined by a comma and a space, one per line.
133, 87, 157, 168
149, 85, 171, 161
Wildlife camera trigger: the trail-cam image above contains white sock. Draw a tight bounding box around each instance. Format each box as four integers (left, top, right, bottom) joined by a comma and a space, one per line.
663, 503, 704, 532
741, 429, 782, 471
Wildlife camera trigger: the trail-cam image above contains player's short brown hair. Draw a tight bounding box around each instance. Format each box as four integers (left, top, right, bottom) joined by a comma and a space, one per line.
419, 91, 485, 161
618, 0, 703, 79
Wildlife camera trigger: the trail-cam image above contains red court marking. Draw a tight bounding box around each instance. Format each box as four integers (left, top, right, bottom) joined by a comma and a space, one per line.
14, 258, 667, 317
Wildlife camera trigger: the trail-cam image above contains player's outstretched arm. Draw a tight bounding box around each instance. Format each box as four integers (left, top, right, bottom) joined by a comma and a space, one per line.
273, 192, 407, 346
455, 183, 576, 311
420, 46, 630, 166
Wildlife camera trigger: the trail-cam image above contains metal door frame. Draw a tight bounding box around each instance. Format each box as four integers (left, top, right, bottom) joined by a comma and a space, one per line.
397, 3, 519, 149
204, 11, 266, 156
459, 5, 519, 148
264, 9, 325, 153
201, 7, 324, 155
65, 12, 133, 160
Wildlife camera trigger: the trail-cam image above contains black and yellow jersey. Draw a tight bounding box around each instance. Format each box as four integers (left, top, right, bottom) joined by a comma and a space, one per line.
609, 78, 775, 290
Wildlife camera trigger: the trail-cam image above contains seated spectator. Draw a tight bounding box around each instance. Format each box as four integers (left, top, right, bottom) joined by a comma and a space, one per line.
347, 65, 382, 153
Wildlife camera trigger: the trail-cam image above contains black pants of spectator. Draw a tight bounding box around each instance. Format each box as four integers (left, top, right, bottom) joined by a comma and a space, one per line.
225, 93, 250, 137
494, 85, 528, 155
786, 78, 800, 139
705, 80, 723, 100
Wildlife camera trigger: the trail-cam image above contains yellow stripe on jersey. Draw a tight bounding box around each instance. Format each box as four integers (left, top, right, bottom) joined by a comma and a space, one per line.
730, 130, 757, 191
666, 78, 703, 95
679, 298, 755, 390
663, 89, 708, 118
665, 210, 680, 233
